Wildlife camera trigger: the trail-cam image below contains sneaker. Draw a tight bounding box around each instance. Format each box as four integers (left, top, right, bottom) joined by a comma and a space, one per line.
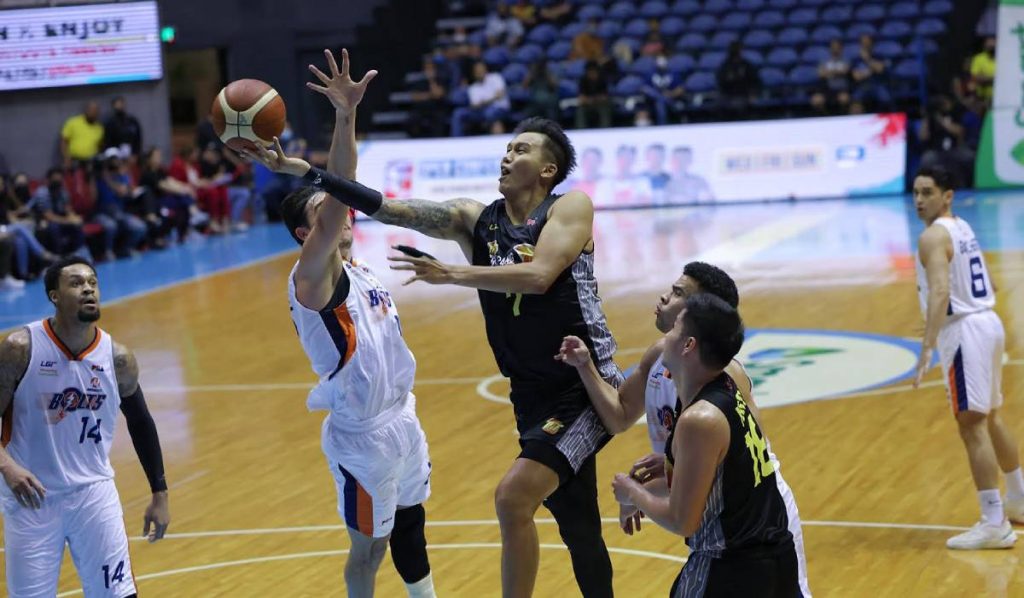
946, 520, 1016, 550
1006, 496, 1024, 525
0, 276, 25, 290
232, 222, 249, 233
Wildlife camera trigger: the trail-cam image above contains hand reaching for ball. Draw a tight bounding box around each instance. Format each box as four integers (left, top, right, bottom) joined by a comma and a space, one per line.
555, 335, 592, 368
238, 137, 310, 178
307, 48, 378, 114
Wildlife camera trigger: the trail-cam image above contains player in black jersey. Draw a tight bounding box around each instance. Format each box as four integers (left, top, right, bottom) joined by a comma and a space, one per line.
252, 106, 620, 596
612, 294, 802, 598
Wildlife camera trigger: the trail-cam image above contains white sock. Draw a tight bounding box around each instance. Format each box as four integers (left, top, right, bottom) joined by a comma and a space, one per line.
979, 489, 1004, 525
1005, 467, 1024, 500
406, 572, 436, 598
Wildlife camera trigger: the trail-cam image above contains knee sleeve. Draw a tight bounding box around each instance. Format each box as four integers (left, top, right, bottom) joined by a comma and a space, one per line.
389, 504, 430, 584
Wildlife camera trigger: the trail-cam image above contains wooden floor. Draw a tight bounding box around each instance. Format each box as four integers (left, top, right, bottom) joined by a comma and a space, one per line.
2, 200, 1024, 597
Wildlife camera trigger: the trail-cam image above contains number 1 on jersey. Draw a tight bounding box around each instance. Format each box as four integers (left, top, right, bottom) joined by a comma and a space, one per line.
506, 292, 523, 317
79, 417, 102, 444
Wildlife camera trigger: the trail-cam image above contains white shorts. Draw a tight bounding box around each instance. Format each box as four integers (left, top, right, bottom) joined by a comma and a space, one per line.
938, 310, 1005, 416
323, 397, 431, 538
2, 479, 135, 598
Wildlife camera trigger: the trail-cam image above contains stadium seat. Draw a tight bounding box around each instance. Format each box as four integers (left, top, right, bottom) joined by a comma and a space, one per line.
821, 5, 853, 24
596, 20, 622, 40
698, 51, 727, 71
612, 37, 642, 56
689, 14, 719, 32
889, 2, 920, 19
576, 5, 605, 22
759, 67, 787, 89
676, 32, 707, 52
525, 24, 559, 46
742, 49, 765, 66
483, 46, 511, 69
923, 0, 953, 16
894, 58, 924, 80
684, 71, 717, 93
512, 44, 543, 65
546, 40, 573, 62
704, 0, 734, 15
767, 0, 797, 8
878, 20, 913, 38
623, 18, 650, 38
710, 31, 740, 49
800, 45, 830, 65
788, 65, 820, 87
846, 23, 877, 41
639, 0, 670, 19
744, 30, 775, 49
916, 18, 947, 36
559, 59, 587, 80
613, 75, 646, 96
787, 8, 818, 27
765, 47, 799, 68
755, 10, 787, 29
660, 16, 686, 38
777, 27, 809, 46
720, 12, 754, 30
667, 54, 696, 75
558, 79, 579, 99
670, 0, 702, 17
873, 40, 903, 60
737, 0, 765, 10
560, 21, 587, 41
811, 25, 843, 44
630, 56, 659, 77
608, 1, 637, 21
502, 63, 529, 86
854, 4, 886, 22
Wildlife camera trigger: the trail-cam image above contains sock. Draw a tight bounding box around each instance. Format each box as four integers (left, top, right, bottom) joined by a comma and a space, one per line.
406, 572, 436, 598
979, 489, 1004, 525
1005, 467, 1024, 500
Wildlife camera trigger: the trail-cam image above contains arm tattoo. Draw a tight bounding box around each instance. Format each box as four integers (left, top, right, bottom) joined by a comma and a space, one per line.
0, 331, 30, 411
373, 198, 479, 241
113, 343, 140, 397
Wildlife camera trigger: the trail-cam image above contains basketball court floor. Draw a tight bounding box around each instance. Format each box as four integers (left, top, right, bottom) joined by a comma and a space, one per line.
1, 190, 1022, 597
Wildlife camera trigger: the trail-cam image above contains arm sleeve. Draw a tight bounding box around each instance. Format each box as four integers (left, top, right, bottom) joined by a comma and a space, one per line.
119, 386, 168, 493
302, 167, 384, 215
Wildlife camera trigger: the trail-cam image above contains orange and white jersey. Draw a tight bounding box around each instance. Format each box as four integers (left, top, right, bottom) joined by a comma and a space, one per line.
2, 320, 120, 498
288, 258, 416, 430
916, 216, 996, 321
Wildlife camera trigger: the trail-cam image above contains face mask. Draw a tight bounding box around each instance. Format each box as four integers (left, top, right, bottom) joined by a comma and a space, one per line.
48, 182, 63, 196
14, 185, 30, 201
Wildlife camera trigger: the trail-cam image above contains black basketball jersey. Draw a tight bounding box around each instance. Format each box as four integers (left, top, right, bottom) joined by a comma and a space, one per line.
666, 373, 793, 558
471, 195, 620, 427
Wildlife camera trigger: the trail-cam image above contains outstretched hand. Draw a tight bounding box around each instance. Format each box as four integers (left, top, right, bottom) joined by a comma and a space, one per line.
307, 48, 378, 113
238, 136, 310, 178
388, 250, 454, 286
555, 335, 591, 368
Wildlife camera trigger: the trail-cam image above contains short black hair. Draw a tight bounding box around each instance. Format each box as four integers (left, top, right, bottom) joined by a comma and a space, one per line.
44, 256, 96, 298
684, 262, 739, 308
681, 293, 745, 370
281, 185, 320, 245
513, 117, 577, 189
46, 167, 63, 179
915, 164, 957, 192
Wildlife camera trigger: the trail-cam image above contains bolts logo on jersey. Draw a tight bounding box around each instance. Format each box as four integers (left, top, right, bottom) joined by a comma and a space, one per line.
367, 288, 393, 315
45, 386, 107, 424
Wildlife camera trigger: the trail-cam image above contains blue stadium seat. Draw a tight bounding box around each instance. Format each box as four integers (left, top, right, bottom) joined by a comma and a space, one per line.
558, 79, 579, 99
576, 5, 605, 22
468, 30, 488, 47
787, 8, 817, 27
737, 0, 765, 10
612, 37, 643, 56
923, 0, 953, 16
608, 1, 637, 21
788, 65, 819, 87
906, 37, 939, 57
639, 0, 670, 19
878, 20, 912, 38
684, 71, 717, 93
766, 47, 799, 68
576, 0, 604, 4
671, 0, 702, 17
777, 27, 809, 46
502, 63, 529, 86
744, 30, 775, 49
513, 44, 544, 65
508, 86, 531, 103
560, 22, 587, 41
842, 43, 862, 62
560, 59, 587, 80
720, 12, 754, 30
811, 25, 843, 44
546, 40, 573, 62
667, 54, 696, 75
889, 2, 920, 19
704, 0, 734, 15
660, 16, 686, 38
893, 58, 924, 80
801, 45, 830, 65
526, 24, 559, 46
800, 0, 829, 6
676, 32, 707, 52
710, 31, 740, 49
614, 75, 646, 96
755, 10, 787, 29
846, 23, 877, 41
916, 18, 947, 36
821, 5, 853, 24
767, 0, 797, 9
873, 40, 903, 60
689, 14, 719, 32
449, 87, 469, 107
624, 19, 650, 38
698, 51, 727, 70
484, 46, 511, 69
596, 20, 622, 40
759, 67, 787, 89
630, 56, 659, 77
742, 49, 765, 66
854, 4, 886, 22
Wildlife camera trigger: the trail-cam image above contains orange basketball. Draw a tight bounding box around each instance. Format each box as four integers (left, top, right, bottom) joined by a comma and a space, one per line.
210, 79, 287, 152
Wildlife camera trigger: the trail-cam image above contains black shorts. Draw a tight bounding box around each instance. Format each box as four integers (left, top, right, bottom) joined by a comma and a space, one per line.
517, 406, 610, 485
670, 544, 801, 598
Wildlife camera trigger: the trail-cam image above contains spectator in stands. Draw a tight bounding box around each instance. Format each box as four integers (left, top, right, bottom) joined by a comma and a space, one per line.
971, 37, 996, 106
576, 61, 612, 129
195, 115, 220, 155
0, 174, 56, 280
94, 148, 147, 260
644, 54, 687, 125
667, 146, 714, 203
450, 61, 510, 137
539, 0, 573, 26
485, 2, 525, 47
643, 144, 671, 204
103, 96, 143, 160
196, 145, 235, 234
810, 39, 851, 116
716, 42, 760, 116
139, 147, 194, 244
611, 39, 635, 70
410, 57, 450, 137
0, 232, 21, 291
509, 0, 536, 28
224, 153, 253, 232
641, 32, 665, 58
851, 35, 892, 110
26, 169, 87, 258
571, 19, 603, 62
918, 95, 976, 188
61, 102, 104, 170
522, 60, 561, 121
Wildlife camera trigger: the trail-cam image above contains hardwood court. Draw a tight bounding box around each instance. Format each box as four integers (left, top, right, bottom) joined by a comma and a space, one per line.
2, 197, 1023, 597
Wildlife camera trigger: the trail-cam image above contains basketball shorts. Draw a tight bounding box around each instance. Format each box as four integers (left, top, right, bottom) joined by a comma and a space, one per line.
938, 310, 1005, 416
671, 542, 802, 598
323, 395, 431, 538
518, 405, 610, 484
2, 479, 135, 598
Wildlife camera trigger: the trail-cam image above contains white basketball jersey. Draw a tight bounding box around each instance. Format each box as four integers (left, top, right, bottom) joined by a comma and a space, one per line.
288, 259, 416, 425
3, 320, 119, 495
916, 216, 995, 321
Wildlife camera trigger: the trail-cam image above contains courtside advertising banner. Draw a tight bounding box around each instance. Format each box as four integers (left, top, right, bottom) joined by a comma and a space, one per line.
357, 113, 906, 206
0, 1, 162, 91
977, 0, 1024, 188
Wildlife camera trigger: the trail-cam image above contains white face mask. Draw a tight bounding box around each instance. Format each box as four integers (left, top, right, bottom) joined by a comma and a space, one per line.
656, 56, 668, 69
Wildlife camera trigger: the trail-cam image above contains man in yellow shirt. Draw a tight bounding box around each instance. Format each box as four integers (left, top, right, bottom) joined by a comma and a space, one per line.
61, 102, 104, 167
971, 37, 996, 105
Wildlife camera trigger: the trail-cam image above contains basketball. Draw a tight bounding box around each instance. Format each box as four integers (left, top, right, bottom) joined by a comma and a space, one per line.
210, 78, 286, 152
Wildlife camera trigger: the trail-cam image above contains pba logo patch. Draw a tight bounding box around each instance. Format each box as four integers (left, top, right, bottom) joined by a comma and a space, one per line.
542, 418, 564, 435
657, 405, 674, 433
45, 386, 107, 423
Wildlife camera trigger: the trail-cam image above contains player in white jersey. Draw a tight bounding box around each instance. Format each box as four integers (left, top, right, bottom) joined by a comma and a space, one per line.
0, 256, 170, 597
557, 262, 810, 596
242, 50, 435, 597
911, 165, 1024, 550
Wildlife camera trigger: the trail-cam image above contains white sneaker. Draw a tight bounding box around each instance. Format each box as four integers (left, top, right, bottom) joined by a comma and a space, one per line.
0, 276, 25, 290
1005, 496, 1024, 525
946, 520, 1016, 550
